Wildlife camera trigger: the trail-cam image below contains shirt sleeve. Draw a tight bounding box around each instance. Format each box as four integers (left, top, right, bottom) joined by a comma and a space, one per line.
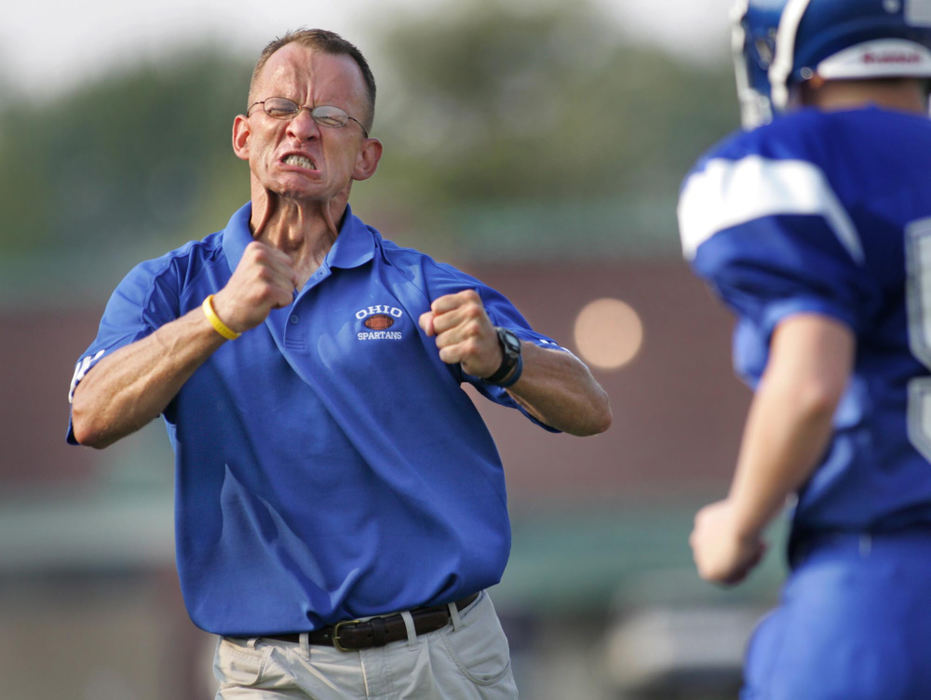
468, 282, 567, 432
679, 155, 875, 384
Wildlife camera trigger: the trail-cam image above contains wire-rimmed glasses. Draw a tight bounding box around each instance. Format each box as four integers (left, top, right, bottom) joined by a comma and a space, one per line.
247, 97, 369, 138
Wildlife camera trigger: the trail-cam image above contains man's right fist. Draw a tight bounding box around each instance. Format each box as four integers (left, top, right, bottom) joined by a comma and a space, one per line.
211, 241, 300, 334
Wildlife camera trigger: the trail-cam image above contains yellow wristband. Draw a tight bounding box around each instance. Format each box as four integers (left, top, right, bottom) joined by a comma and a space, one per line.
202, 295, 241, 340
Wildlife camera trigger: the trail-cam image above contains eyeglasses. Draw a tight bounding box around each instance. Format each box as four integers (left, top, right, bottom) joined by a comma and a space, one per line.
247, 97, 369, 138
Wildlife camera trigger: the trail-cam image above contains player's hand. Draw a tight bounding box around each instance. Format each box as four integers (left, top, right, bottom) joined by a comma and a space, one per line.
419, 290, 502, 378
211, 241, 299, 334
690, 499, 767, 586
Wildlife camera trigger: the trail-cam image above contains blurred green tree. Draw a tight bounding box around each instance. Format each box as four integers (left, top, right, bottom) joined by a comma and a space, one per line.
357, 0, 737, 258
0, 50, 250, 256
370, 0, 732, 201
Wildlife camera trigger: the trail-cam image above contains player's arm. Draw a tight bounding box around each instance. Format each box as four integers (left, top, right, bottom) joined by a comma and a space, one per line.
71, 241, 298, 448
419, 289, 612, 436
690, 312, 855, 584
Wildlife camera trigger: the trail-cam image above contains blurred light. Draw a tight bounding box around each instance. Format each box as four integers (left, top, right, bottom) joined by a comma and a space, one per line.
573, 297, 644, 370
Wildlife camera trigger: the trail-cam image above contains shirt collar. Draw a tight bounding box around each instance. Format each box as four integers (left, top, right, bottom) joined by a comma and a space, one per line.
327, 205, 376, 270
221, 202, 375, 274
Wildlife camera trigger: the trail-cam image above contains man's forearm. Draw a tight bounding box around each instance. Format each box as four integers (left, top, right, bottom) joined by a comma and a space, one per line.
506, 343, 612, 436
70, 307, 227, 448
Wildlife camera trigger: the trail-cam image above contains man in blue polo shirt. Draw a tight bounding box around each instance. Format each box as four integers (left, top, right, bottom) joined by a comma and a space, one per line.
67, 28, 611, 699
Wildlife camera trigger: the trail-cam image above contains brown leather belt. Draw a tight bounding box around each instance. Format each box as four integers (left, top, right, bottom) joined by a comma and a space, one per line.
265, 592, 479, 651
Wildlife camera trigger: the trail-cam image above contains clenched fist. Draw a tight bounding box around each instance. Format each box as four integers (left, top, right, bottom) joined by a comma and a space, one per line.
690, 499, 767, 586
419, 289, 504, 379
211, 241, 299, 334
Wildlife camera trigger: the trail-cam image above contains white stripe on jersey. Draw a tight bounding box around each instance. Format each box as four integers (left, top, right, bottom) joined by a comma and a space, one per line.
678, 155, 864, 265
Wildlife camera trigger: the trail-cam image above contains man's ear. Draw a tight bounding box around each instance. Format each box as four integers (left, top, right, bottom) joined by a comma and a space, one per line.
232, 114, 251, 161
352, 137, 383, 182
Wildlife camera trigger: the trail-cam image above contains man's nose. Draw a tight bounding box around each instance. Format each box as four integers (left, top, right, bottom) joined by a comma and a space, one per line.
287, 108, 321, 140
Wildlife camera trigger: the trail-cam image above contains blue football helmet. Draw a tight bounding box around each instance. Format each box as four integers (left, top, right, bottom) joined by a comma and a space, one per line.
732, 0, 931, 127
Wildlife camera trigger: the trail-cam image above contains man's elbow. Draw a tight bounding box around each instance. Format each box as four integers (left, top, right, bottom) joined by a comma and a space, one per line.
569, 392, 613, 437
70, 395, 118, 449
591, 399, 614, 436
70, 413, 111, 449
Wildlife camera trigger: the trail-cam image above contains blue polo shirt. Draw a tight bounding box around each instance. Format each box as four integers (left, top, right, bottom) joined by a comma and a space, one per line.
68, 203, 562, 636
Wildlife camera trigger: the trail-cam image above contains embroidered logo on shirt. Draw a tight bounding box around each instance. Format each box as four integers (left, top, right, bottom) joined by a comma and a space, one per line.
355, 305, 404, 341
364, 314, 394, 330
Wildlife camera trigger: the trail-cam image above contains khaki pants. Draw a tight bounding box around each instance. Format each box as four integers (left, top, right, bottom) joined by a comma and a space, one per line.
213, 591, 518, 699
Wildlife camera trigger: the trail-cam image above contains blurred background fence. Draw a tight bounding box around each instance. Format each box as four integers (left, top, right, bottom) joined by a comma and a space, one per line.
0, 1, 790, 697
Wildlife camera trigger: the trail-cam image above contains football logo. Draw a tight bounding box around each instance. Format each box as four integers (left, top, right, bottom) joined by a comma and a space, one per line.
364, 314, 394, 330
355, 304, 404, 341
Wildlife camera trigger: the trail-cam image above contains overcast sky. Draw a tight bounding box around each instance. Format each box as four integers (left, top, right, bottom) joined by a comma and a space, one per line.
1, 0, 734, 97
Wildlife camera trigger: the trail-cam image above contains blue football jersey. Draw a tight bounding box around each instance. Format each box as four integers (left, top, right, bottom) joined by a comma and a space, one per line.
679, 106, 931, 536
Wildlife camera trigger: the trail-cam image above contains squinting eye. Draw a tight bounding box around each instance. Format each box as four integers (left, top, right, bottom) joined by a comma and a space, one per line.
264, 99, 299, 118
315, 116, 345, 127
312, 106, 349, 127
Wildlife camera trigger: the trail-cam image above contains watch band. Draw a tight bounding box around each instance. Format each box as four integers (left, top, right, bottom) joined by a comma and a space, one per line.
493, 353, 523, 388
485, 327, 522, 386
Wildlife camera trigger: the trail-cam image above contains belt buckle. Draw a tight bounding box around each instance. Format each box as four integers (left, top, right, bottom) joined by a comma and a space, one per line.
331, 619, 357, 652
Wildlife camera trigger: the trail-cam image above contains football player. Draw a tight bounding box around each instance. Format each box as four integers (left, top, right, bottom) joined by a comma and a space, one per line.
679, 1, 931, 697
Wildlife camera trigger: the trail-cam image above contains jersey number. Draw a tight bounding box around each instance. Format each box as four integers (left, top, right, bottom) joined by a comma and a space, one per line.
905, 217, 931, 462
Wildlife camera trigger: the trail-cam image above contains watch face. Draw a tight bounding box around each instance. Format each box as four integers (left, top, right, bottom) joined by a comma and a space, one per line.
500, 329, 521, 356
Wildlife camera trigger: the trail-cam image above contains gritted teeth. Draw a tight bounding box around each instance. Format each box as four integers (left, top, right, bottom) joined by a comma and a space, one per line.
284, 154, 316, 169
